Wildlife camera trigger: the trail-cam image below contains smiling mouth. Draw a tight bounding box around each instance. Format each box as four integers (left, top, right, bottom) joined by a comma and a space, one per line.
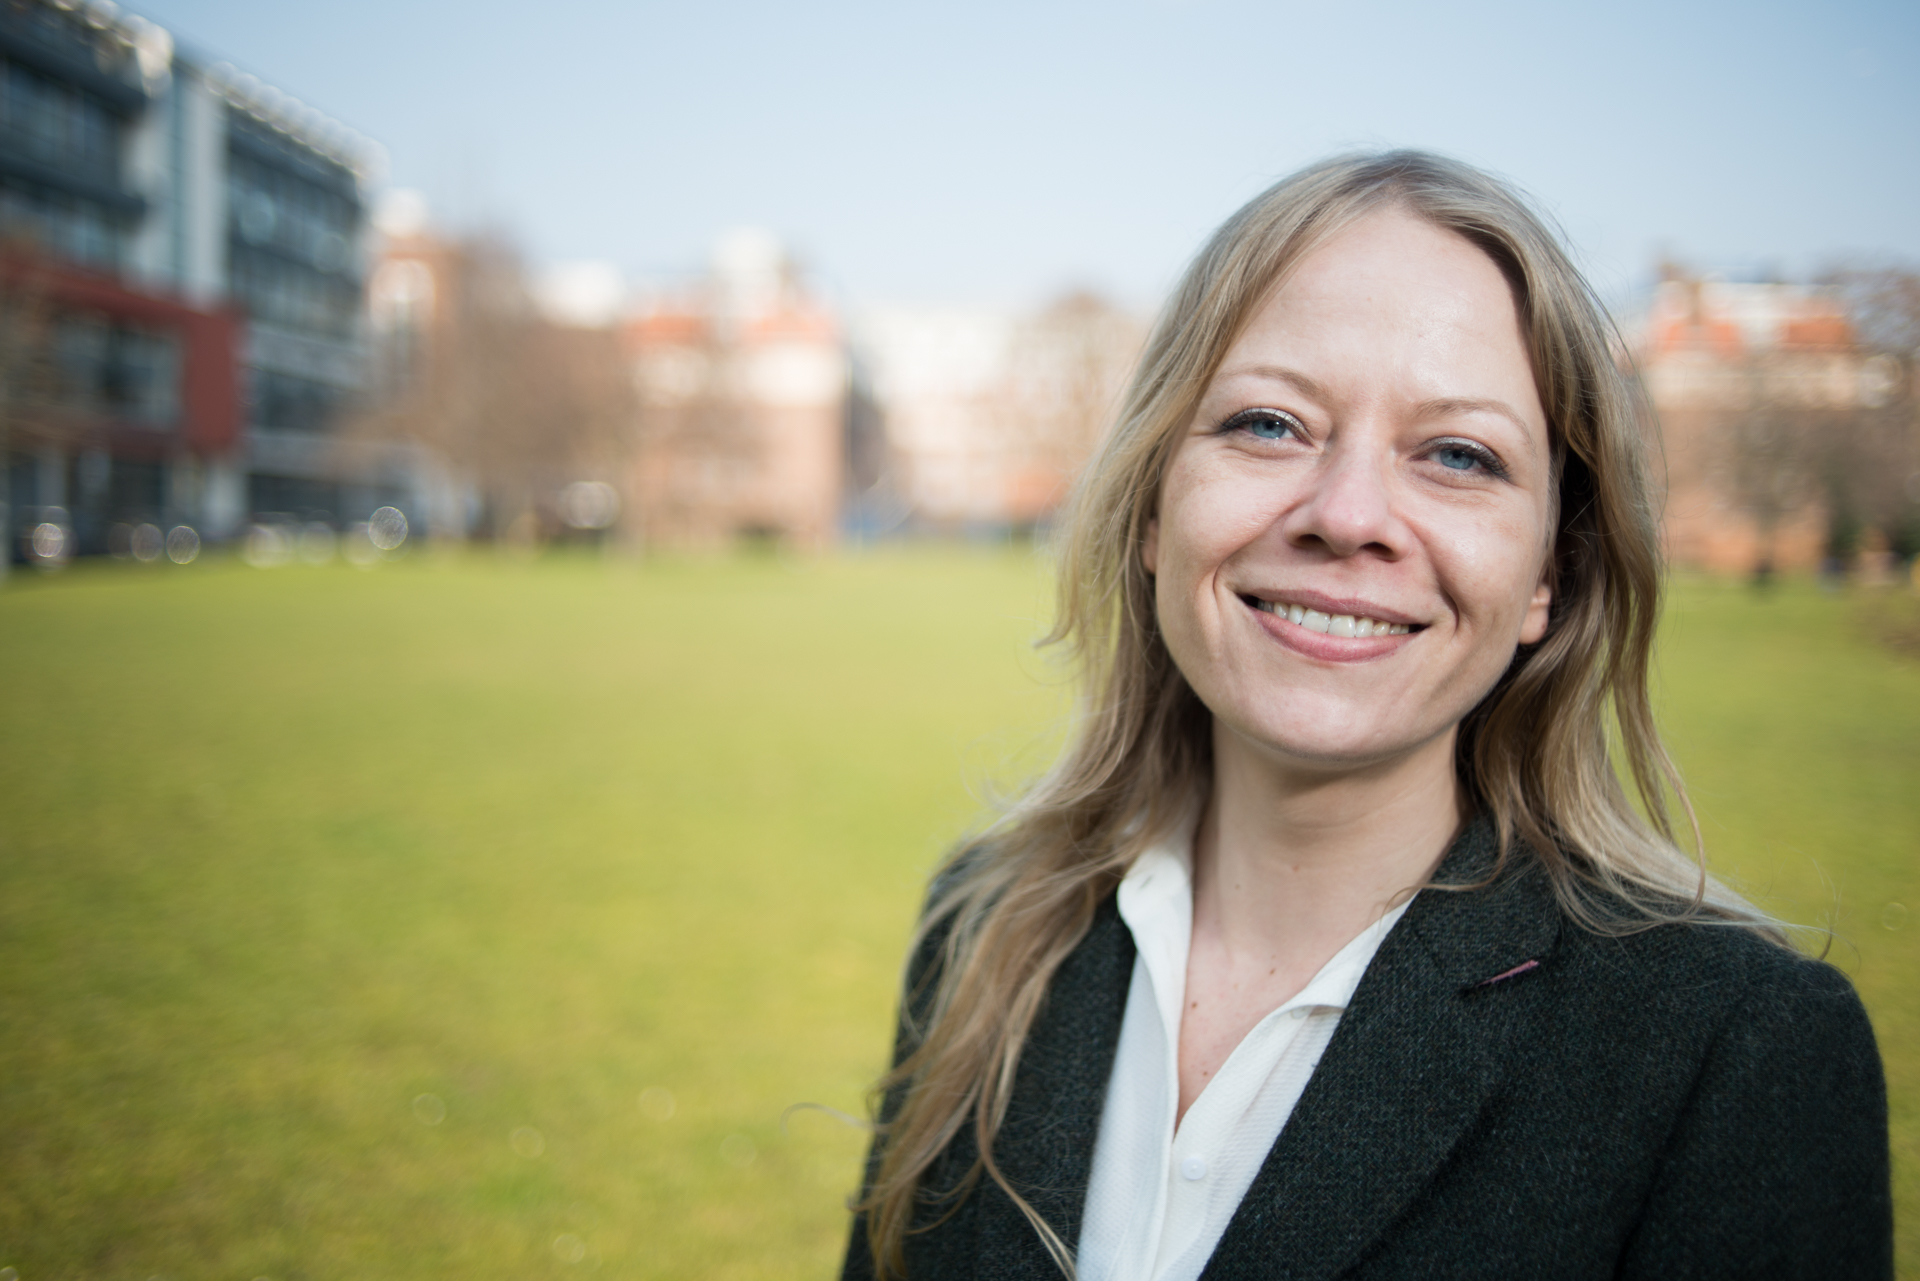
1242, 595, 1421, 638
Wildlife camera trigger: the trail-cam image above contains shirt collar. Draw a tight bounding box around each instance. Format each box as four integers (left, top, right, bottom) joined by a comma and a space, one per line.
1116, 813, 1200, 1041
1116, 812, 1415, 1020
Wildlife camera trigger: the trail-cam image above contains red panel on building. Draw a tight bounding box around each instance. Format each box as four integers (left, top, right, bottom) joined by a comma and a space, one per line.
0, 252, 241, 454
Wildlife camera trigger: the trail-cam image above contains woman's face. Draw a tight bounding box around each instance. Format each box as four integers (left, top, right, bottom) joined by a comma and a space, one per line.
1144, 206, 1556, 773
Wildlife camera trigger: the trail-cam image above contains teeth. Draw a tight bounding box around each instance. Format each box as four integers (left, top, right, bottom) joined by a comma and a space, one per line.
1256, 599, 1412, 637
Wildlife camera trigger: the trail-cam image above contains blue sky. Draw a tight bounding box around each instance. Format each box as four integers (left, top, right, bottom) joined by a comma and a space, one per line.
134, 0, 1919, 310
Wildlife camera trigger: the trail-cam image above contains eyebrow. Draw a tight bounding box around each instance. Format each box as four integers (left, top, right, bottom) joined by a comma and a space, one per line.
1212, 363, 1334, 404
1413, 398, 1540, 455
1212, 364, 1540, 457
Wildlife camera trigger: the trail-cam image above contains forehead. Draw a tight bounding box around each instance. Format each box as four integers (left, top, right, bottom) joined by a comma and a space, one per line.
1210, 208, 1545, 436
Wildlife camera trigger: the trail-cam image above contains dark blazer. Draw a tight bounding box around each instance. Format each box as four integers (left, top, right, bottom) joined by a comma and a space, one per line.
843, 818, 1892, 1279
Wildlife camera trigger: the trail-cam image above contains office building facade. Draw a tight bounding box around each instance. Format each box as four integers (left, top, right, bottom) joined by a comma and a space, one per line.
0, 0, 408, 563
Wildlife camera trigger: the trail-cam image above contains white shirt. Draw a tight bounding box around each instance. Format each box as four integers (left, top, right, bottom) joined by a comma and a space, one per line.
1077, 825, 1413, 1281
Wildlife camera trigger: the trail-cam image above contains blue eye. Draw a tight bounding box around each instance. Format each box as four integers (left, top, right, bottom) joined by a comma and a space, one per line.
1224, 409, 1302, 440
1435, 446, 1482, 471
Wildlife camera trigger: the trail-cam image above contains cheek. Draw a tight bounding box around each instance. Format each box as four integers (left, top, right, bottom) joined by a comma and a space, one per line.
1150, 459, 1280, 664
1156, 461, 1286, 578
1428, 504, 1552, 629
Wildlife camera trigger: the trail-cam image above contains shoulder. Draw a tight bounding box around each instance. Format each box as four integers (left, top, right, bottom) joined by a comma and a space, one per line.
904, 840, 1128, 1002
1551, 898, 1873, 1044
1594, 916, 1881, 1092
1514, 884, 1887, 1163
1433, 820, 1875, 1051
901, 841, 995, 991
1418, 828, 1883, 1091
1563, 918, 1894, 1274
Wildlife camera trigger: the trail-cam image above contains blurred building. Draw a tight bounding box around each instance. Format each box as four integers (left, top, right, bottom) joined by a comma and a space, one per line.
0, 0, 401, 562
1634, 269, 1892, 573
361, 201, 474, 537
852, 293, 1142, 533
624, 230, 849, 549
853, 305, 1018, 530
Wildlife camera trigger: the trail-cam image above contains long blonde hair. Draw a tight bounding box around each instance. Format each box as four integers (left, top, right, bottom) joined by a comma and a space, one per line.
854, 150, 1777, 1278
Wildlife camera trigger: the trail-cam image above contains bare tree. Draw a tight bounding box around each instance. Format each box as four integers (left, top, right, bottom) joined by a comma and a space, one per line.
1827, 262, 1920, 361
1721, 357, 1821, 581
998, 290, 1143, 521
353, 231, 635, 540
1709, 268, 1920, 579
1822, 264, 1920, 561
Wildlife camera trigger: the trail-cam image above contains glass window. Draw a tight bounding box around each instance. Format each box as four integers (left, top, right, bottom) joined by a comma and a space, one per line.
251, 367, 345, 434
0, 58, 122, 178
43, 314, 181, 426
108, 329, 181, 425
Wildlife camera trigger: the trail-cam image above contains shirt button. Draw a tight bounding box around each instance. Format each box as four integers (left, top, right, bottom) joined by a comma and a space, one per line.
1180, 1155, 1207, 1181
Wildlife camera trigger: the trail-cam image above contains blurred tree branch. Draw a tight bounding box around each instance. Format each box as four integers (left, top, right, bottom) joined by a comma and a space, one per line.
352, 232, 635, 539
1822, 262, 1920, 561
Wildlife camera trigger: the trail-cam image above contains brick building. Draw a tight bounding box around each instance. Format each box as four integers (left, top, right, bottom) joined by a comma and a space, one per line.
625, 231, 847, 550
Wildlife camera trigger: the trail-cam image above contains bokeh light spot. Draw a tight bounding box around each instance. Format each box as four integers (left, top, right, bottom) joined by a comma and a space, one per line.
165, 526, 200, 565
720, 1133, 757, 1168
560, 481, 619, 531
368, 506, 409, 551
412, 1093, 446, 1125
638, 1087, 676, 1121
510, 1125, 545, 1158
30, 521, 67, 562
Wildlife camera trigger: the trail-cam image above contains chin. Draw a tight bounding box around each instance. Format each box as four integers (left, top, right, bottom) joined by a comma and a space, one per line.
1224, 707, 1437, 772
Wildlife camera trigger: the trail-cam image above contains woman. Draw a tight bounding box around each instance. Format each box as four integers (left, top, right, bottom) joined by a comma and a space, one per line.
843, 151, 1891, 1280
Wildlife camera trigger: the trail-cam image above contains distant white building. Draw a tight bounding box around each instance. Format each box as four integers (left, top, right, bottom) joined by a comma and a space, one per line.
853, 294, 1144, 531
853, 305, 1020, 526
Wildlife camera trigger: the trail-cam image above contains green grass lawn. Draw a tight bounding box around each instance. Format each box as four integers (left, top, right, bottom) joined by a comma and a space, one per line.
0, 552, 1914, 1278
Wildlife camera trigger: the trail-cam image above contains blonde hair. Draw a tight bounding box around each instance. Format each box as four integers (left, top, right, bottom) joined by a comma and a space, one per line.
853, 150, 1779, 1278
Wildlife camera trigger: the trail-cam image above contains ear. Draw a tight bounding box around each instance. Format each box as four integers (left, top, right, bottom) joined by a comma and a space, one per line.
1518, 554, 1553, 645
1142, 517, 1160, 575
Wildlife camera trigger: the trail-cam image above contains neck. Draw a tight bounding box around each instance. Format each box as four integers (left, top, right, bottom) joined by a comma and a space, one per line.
1190, 719, 1466, 973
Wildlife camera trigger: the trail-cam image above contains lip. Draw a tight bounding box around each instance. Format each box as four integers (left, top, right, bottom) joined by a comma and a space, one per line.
1239, 588, 1424, 628
1237, 591, 1424, 663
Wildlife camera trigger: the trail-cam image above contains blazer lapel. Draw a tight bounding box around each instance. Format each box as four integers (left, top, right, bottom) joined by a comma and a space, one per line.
1201, 818, 1563, 1281
973, 893, 1138, 1278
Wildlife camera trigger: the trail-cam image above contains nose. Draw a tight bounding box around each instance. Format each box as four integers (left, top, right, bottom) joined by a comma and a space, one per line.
1279, 436, 1405, 560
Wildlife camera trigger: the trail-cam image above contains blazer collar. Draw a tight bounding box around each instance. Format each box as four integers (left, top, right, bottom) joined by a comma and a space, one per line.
1201, 814, 1564, 1279
968, 815, 1565, 1281
977, 890, 1138, 1272
1404, 812, 1564, 993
